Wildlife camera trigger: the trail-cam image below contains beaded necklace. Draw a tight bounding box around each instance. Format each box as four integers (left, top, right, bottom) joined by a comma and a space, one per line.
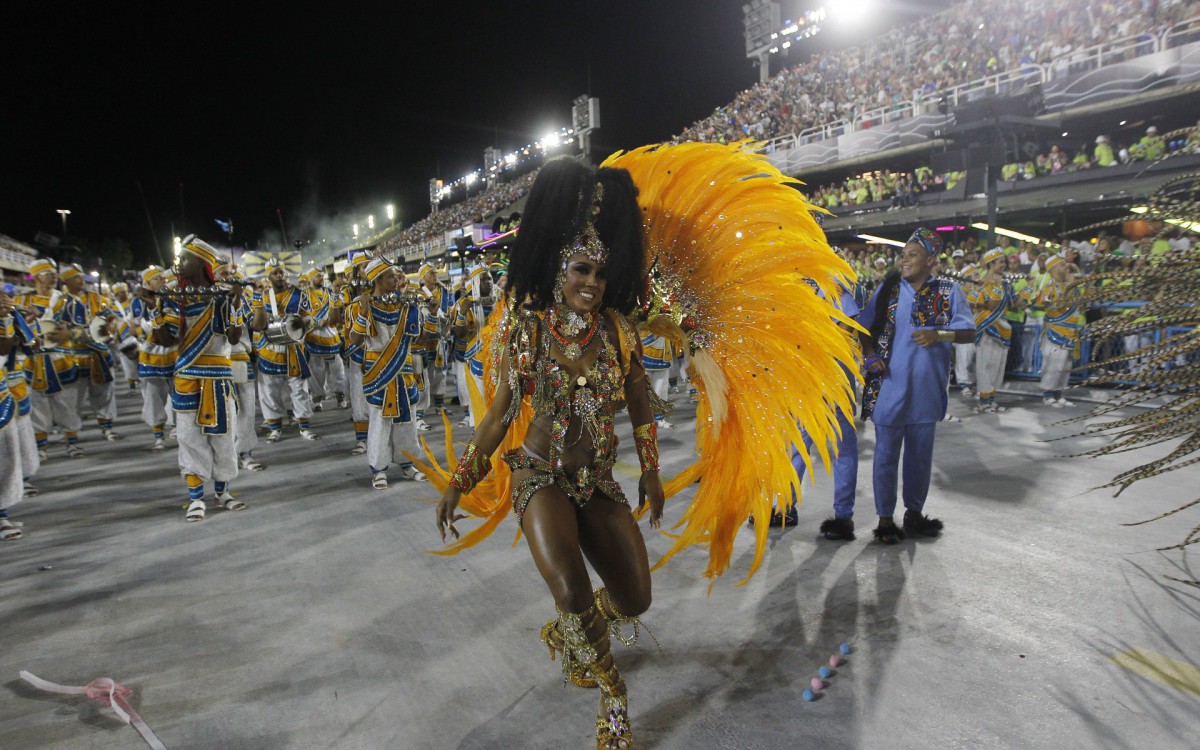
547, 304, 600, 360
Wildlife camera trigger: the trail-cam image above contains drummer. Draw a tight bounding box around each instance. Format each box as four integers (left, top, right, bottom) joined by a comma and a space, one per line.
250, 258, 319, 442
52, 264, 121, 443
107, 282, 141, 394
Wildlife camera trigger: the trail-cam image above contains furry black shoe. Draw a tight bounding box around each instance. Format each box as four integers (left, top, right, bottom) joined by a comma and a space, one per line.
872, 524, 907, 544
819, 517, 856, 541
902, 510, 944, 537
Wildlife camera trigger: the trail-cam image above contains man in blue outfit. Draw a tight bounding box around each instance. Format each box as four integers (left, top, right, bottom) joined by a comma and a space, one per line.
857, 228, 975, 543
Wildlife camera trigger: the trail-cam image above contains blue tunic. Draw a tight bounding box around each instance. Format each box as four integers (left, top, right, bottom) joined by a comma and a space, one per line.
857, 277, 973, 426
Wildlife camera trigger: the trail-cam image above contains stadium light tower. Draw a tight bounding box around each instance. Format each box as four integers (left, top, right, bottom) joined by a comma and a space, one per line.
56, 208, 71, 238
744, 0, 782, 83
386, 204, 395, 227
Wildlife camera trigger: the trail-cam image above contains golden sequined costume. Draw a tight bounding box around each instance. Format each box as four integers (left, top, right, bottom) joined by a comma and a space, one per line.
415, 142, 858, 585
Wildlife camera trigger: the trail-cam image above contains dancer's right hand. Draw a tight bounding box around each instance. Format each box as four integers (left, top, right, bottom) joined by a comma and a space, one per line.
436, 487, 467, 543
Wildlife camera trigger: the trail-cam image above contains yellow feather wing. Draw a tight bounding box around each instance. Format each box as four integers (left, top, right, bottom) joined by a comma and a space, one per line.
602, 141, 860, 585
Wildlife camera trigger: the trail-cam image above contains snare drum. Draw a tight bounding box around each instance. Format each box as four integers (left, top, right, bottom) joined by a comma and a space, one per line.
264, 316, 305, 345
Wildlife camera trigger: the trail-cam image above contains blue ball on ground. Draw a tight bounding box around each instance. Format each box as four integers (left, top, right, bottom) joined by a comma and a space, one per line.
840, 643, 851, 655
819, 666, 832, 678
802, 688, 815, 702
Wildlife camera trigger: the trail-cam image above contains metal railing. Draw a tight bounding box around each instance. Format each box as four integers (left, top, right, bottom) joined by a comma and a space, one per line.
1044, 31, 1162, 81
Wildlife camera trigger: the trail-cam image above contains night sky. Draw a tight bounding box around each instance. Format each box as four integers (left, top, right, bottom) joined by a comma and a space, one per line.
3, 1, 942, 265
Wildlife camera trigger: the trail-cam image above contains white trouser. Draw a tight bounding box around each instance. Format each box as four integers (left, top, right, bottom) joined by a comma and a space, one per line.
18, 414, 39, 480
235, 380, 258, 456
1039, 341, 1073, 393
118, 350, 139, 384
308, 355, 347, 401
141, 378, 171, 429
176, 395, 239, 483
648, 369, 670, 412
75, 378, 116, 422
669, 355, 689, 387
348, 363, 369, 424
258, 373, 314, 423
954, 342, 976, 387
414, 352, 442, 413
30, 388, 82, 435
455, 361, 470, 412
0, 424, 22, 510
367, 407, 420, 473
976, 336, 1008, 397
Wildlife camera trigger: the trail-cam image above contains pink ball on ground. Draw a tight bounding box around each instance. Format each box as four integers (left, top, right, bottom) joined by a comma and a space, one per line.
811, 677, 824, 690
830, 655, 842, 667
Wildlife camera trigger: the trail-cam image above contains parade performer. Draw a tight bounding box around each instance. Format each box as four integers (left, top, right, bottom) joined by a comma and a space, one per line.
302, 269, 348, 411
968, 248, 1030, 413
449, 265, 494, 428
15, 259, 78, 459
150, 236, 246, 521
637, 322, 674, 430
413, 262, 450, 429
422, 145, 858, 749
135, 266, 176, 450
1036, 255, 1082, 407
952, 263, 979, 398
331, 253, 372, 454
347, 259, 427, 487
107, 282, 141, 392
250, 258, 319, 441
53, 264, 122, 442
860, 228, 975, 543
0, 305, 26, 539
217, 265, 265, 471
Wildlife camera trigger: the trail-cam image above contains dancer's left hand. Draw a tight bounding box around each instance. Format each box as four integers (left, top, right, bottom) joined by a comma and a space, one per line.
638, 471, 665, 529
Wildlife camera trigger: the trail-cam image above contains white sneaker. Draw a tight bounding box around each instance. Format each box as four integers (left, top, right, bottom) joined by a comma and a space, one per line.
266, 430, 283, 443
66, 444, 84, 458
299, 429, 320, 441
103, 428, 122, 441
457, 415, 472, 427
372, 472, 388, 489
1056, 397, 1076, 407
397, 465, 428, 482
415, 419, 432, 432
351, 440, 367, 455
1043, 397, 1056, 406
313, 402, 323, 412
37, 449, 47, 462
153, 437, 166, 451
23, 484, 39, 497
239, 455, 266, 471
961, 386, 974, 398
656, 419, 674, 430
215, 492, 247, 510
943, 414, 962, 423
992, 404, 1009, 413
337, 397, 349, 410
168, 428, 177, 439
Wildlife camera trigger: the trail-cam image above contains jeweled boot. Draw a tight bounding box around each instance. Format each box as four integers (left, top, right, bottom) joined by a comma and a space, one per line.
541, 613, 599, 688
558, 605, 634, 750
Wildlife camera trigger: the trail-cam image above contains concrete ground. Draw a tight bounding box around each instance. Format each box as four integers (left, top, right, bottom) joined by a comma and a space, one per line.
2, 384, 1198, 750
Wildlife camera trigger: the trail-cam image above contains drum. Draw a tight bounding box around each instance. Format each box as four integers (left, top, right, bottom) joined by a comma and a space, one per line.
118, 335, 140, 361
264, 316, 305, 345
88, 316, 114, 346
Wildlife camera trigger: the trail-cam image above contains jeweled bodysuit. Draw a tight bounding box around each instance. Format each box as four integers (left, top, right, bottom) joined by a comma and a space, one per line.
499, 308, 639, 524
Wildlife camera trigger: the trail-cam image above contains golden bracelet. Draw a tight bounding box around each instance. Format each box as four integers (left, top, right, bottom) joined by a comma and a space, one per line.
449, 441, 491, 493
633, 422, 660, 474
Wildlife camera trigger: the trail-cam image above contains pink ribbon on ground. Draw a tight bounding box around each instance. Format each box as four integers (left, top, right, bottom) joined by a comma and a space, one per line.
19, 670, 167, 750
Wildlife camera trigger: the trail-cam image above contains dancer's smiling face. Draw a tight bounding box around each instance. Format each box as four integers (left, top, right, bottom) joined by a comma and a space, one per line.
561, 254, 606, 313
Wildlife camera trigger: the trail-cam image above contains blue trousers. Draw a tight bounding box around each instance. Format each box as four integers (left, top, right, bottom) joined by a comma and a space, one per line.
793, 406, 859, 519
872, 422, 937, 518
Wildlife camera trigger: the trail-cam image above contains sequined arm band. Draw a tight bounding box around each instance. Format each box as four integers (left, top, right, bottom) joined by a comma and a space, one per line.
633, 422, 659, 474
449, 441, 491, 493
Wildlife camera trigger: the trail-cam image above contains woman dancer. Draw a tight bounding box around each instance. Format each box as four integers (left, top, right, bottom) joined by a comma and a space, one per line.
438, 159, 658, 749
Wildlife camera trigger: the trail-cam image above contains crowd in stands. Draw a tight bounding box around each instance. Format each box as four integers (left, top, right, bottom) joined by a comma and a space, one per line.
673, 0, 1193, 145
373, 171, 538, 257
1004, 124, 1200, 180
808, 167, 965, 212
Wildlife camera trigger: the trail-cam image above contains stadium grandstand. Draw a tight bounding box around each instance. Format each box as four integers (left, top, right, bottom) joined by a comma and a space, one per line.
339, 0, 1199, 290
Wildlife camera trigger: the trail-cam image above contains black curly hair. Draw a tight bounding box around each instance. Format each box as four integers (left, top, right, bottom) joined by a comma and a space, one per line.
507, 157, 643, 315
